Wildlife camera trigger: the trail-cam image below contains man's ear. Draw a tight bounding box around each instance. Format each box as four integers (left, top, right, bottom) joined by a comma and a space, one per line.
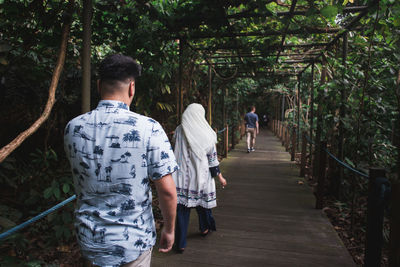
129, 80, 135, 98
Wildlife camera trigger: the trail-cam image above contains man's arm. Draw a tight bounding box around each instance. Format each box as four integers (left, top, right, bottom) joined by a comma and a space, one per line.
256, 121, 259, 134
154, 174, 177, 253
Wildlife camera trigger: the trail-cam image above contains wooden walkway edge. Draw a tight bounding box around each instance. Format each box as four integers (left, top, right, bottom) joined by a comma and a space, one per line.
152, 130, 356, 267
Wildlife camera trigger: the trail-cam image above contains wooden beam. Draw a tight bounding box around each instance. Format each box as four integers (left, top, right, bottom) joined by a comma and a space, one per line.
210, 53, 321, 59
299, 0, 379, 75
188, 27, 341, 39
226, 6, 368, 20
192, 42, 329, 51
276, 0, 298, 62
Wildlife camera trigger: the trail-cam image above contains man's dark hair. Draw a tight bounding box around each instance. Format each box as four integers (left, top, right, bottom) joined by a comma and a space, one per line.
249, 105, 256, 112
99, 54, 142, 84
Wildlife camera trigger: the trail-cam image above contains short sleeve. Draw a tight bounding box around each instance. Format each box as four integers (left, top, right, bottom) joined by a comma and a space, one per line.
146, 121, 179, 180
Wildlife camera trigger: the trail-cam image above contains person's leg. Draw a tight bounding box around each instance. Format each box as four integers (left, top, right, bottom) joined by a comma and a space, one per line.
248, 128, 255, 150
252, 128, 256, 149
246, 128, 251, 152
175, 204, 191, 249
196, 206, 216, 234
121, 248, 152, 267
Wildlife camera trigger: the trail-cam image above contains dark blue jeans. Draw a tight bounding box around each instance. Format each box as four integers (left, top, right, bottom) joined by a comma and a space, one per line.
175, 204, 216, 249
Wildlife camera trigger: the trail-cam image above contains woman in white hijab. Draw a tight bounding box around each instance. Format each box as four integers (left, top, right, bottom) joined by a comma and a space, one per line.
172, 103, 227, 253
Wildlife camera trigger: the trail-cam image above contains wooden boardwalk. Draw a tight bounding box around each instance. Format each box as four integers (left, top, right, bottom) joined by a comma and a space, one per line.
152, 130, 355, 267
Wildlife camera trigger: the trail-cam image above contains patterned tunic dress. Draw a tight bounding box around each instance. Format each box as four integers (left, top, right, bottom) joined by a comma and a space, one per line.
64, 100, 178, 267
172, 125, 220, 209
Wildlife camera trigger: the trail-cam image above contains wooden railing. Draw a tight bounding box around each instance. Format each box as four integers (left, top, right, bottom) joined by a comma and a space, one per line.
270, 119, 399, 267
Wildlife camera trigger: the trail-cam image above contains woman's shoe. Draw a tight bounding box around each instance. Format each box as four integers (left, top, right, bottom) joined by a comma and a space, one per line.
200, 229, 209, 237
176, 248, 185, 254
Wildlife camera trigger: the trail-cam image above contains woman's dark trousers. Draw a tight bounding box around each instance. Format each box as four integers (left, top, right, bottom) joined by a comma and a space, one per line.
175, 204, 216, 249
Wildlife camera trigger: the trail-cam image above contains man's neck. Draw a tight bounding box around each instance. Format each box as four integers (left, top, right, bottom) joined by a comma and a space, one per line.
101, 96, 131, 106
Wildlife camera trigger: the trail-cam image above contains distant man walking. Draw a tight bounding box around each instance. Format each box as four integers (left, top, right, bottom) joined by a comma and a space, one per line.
64, 54, 178, 267
244, 105, 259, 153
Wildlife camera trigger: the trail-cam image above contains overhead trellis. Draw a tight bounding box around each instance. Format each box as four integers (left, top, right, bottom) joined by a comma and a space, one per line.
139, 0, 379, 79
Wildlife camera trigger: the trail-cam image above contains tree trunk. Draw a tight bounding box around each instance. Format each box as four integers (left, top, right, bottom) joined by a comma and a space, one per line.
0, 1, 73, 163
81, 0, 92, 113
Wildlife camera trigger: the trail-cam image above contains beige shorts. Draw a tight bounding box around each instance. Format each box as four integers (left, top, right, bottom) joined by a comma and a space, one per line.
121, 248, 152, 267
88, 248, 152, 267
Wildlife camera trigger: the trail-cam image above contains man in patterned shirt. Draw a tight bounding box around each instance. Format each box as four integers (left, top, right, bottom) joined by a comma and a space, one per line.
64, 54, 178, 267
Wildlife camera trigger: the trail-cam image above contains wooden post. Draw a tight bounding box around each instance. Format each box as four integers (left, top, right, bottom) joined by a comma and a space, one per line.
224, 124, 229, 158
207, 64, 212, 125
337, 32, 348, 199
277, 120, 280, 137
300, 132, 307, 177
81, 0, 92, 114
177, 39, 183, 124
276, 120, 281, 138
389, 183, 400, 267
309, 62, 315, 166
282, 125, 285, 146
272, 119, 275, 134
313, 60, 326, 180
315, 141, 327, 209
279, 121, 282, 138
291, 126, 296, 161
285, 127, 290, 151
281, 94, 285, 122
297, 75, 301, 149
231, 124, 236, 149
365, 168, 388, 267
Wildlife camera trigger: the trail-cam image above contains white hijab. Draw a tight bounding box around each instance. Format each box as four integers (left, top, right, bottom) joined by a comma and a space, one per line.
181, 103, 217, 159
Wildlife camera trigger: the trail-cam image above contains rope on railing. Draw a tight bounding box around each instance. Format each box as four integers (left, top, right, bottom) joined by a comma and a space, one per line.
303, 133, 369, 179
324, 150, 369, 178
217, 128, 227, 134
0, 194, 76, 241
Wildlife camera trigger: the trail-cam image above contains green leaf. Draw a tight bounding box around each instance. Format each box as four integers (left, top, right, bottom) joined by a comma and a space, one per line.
394, 17, 400, 27
53, 187, 61, 199
62, 183, 70, 194
43, 188, 53, 199
320, 5, 338, 19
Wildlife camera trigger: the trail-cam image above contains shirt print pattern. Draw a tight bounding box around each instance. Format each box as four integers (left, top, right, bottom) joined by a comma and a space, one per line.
64, 100, 178, 267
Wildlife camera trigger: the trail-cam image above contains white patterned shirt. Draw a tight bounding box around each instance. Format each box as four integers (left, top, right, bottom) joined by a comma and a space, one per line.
64, 100, 178, 267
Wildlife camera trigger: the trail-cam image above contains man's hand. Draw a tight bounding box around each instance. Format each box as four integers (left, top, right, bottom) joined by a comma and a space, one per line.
158, 227, 174, 253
